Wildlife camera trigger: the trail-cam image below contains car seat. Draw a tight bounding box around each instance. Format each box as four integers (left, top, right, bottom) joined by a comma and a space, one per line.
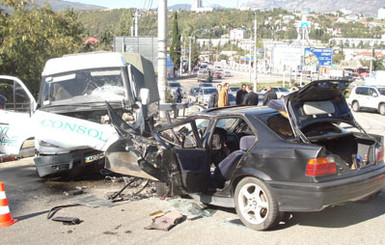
212, 135, 256, 186
211, 127, 230, 166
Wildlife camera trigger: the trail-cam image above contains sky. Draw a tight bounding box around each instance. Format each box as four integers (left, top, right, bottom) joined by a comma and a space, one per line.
64, 0, 249, 9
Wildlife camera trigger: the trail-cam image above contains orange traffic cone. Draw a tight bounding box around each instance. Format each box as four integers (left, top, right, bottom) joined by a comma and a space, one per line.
0, 182, 17, 227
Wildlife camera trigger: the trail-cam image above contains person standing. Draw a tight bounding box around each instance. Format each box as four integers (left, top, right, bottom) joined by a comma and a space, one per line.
208, 84, 222, 108
263, 85, 277, 105
174, 88, 182, 103
218, 83, 229, 107
236, 84, 248, 105
243, 85, 259, 105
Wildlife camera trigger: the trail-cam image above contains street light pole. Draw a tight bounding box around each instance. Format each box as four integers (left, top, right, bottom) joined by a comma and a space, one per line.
158, 0, 167, 118
253, 12, 257, 92
188, 36, 192, 73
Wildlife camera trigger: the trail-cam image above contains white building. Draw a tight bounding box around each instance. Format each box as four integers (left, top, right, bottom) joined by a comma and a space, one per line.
191, 0, 213, 12
191, 0, 202, 11
230, 29, 246, 40
378, 8, 385, 19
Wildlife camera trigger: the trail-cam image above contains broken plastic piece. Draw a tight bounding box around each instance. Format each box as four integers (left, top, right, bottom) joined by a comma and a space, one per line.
52, 216, 82, 225
145, 211, 184, 231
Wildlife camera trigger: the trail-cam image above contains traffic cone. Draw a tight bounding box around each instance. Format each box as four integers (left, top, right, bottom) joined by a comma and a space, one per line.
0, 182, 17, 227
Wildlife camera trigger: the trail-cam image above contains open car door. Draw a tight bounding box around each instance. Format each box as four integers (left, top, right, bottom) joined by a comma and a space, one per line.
0, 76, 36, 157
105, 102, 211, 193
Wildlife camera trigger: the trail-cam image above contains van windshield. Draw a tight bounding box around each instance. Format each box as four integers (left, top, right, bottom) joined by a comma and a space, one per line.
40, 68, 127, 106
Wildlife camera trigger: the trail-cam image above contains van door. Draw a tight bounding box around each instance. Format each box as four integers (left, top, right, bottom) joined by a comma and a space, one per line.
0, 76, 36, 156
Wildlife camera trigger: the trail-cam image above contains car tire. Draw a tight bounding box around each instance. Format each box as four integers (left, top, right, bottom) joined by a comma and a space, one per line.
234, 177, 281, 231
352, 101, 360, 112
379, 104, 385, 115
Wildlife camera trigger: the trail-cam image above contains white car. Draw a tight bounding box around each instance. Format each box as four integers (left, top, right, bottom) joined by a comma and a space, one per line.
347, 85, 385, 115
260, 87, 291, 99
168, 81, 186, 95
197, 87, 218, 105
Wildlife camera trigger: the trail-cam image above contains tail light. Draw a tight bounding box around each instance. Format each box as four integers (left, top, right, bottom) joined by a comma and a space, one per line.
306, 157, 337, 176
377, 147, 384, 164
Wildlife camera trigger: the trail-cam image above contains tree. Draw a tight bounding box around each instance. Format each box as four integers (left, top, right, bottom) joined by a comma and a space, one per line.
170, 12, 181, 74
0, 1, 84, 96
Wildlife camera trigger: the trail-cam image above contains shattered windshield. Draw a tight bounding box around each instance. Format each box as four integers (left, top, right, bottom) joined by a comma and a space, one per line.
40, 68, 127, 106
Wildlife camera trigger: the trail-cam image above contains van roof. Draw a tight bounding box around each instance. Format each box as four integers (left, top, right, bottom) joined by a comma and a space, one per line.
42, 52, 126, 76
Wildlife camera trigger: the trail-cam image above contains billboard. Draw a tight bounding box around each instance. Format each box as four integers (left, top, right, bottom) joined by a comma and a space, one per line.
304, 48, 333, 67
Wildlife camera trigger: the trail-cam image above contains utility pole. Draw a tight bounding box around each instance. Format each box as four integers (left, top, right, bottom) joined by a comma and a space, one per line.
134, 10, 139, 37
253, 12, 257, 92
188, 36, 192, 73
158, 0, 167, 118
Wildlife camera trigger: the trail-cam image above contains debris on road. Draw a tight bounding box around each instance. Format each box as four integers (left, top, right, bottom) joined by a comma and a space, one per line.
166, 199, 216, 220
52, 216, 82, 225
145, 210, 184, 231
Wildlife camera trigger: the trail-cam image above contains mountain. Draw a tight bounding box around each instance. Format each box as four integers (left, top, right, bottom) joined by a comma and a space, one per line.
243, 0, 383, 17
34, 0, 105, 11
169, 4, 190, 11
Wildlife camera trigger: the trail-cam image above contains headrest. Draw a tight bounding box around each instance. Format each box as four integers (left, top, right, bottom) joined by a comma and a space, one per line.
212, 127, 227, 151
240, 135, 256, 151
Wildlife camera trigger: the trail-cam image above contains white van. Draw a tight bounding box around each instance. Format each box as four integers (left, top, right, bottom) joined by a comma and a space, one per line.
1, 52, 160, 177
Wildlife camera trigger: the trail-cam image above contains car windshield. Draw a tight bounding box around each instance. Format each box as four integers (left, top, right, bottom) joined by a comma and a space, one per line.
378, 88, 385, 95
230, 87, 240, 92
278, 87, 290, 92
40, 68, 126, 106
203, 88, 217, 94
169, 83, 181, 88
200, 83, 213, 87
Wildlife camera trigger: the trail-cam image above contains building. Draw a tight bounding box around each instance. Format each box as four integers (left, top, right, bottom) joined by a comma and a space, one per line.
229, 29, 246, 40
191, 0, 213, 12
191, 0, 202, 12
378, 8, 385, 19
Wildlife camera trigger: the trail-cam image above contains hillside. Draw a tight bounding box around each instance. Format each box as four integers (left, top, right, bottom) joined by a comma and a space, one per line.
244, 0, 383, 17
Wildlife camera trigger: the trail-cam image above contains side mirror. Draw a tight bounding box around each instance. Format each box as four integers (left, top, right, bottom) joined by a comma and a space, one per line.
373, 93, 378, 97
139, 88, 150, 105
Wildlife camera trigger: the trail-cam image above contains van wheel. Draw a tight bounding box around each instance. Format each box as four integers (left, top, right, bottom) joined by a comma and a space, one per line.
234, 177, 281, 231
352, 101, 360, 112
379, 104, 385, 115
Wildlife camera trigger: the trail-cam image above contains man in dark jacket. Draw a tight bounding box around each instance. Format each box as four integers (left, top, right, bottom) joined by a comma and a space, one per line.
235, 84, 248, 105
263, 85, 277, 105
243, 85, 259, 105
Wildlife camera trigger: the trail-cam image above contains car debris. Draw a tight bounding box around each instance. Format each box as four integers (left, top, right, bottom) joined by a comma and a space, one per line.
51, 216, 82, 225
145, 210, 184, 231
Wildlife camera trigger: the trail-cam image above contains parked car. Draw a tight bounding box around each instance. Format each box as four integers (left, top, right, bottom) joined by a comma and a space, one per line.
213, 71, 222, 79
198, 83, 214, 88
224, 71, 232, 77
189, 86, 201, 96
197, 87, 218, 105
197, 69, 213, 83
105, 80, 385, 231
168, 81, 186, 96
228, 93, 236, 106
260, 86, 291, 99
229, 86, 240, 96
347, 85, 385, 115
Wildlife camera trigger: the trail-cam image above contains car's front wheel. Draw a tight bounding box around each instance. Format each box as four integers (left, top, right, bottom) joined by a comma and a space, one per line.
352, 101, 360, 112
379, 103, 385, 115
234, 177, 281, 231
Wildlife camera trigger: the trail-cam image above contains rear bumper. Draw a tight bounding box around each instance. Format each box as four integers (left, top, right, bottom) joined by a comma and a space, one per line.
268, 165, 385, 212
34, 149, 104, 177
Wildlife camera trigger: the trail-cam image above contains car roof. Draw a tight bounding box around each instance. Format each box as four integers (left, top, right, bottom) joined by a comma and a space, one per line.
197, 105, 275, 117
356, 85, 385, 88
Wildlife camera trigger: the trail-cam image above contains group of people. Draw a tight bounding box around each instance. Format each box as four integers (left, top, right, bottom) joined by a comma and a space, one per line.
208, 83, 278, 108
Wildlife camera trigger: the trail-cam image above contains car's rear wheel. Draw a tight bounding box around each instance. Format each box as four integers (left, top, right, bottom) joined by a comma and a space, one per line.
352, 101, 360, 112
379, 104, 385, 115
234, 177, 281, 231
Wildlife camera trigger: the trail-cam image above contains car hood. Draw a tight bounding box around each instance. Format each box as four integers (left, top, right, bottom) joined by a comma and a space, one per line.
281, 80, 359, 139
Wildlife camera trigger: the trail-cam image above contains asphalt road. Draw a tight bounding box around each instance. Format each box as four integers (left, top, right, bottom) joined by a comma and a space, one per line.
1, 103, 385, 244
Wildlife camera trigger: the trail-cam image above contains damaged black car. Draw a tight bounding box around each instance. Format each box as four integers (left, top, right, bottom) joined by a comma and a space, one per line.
105, 80, 385, 231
